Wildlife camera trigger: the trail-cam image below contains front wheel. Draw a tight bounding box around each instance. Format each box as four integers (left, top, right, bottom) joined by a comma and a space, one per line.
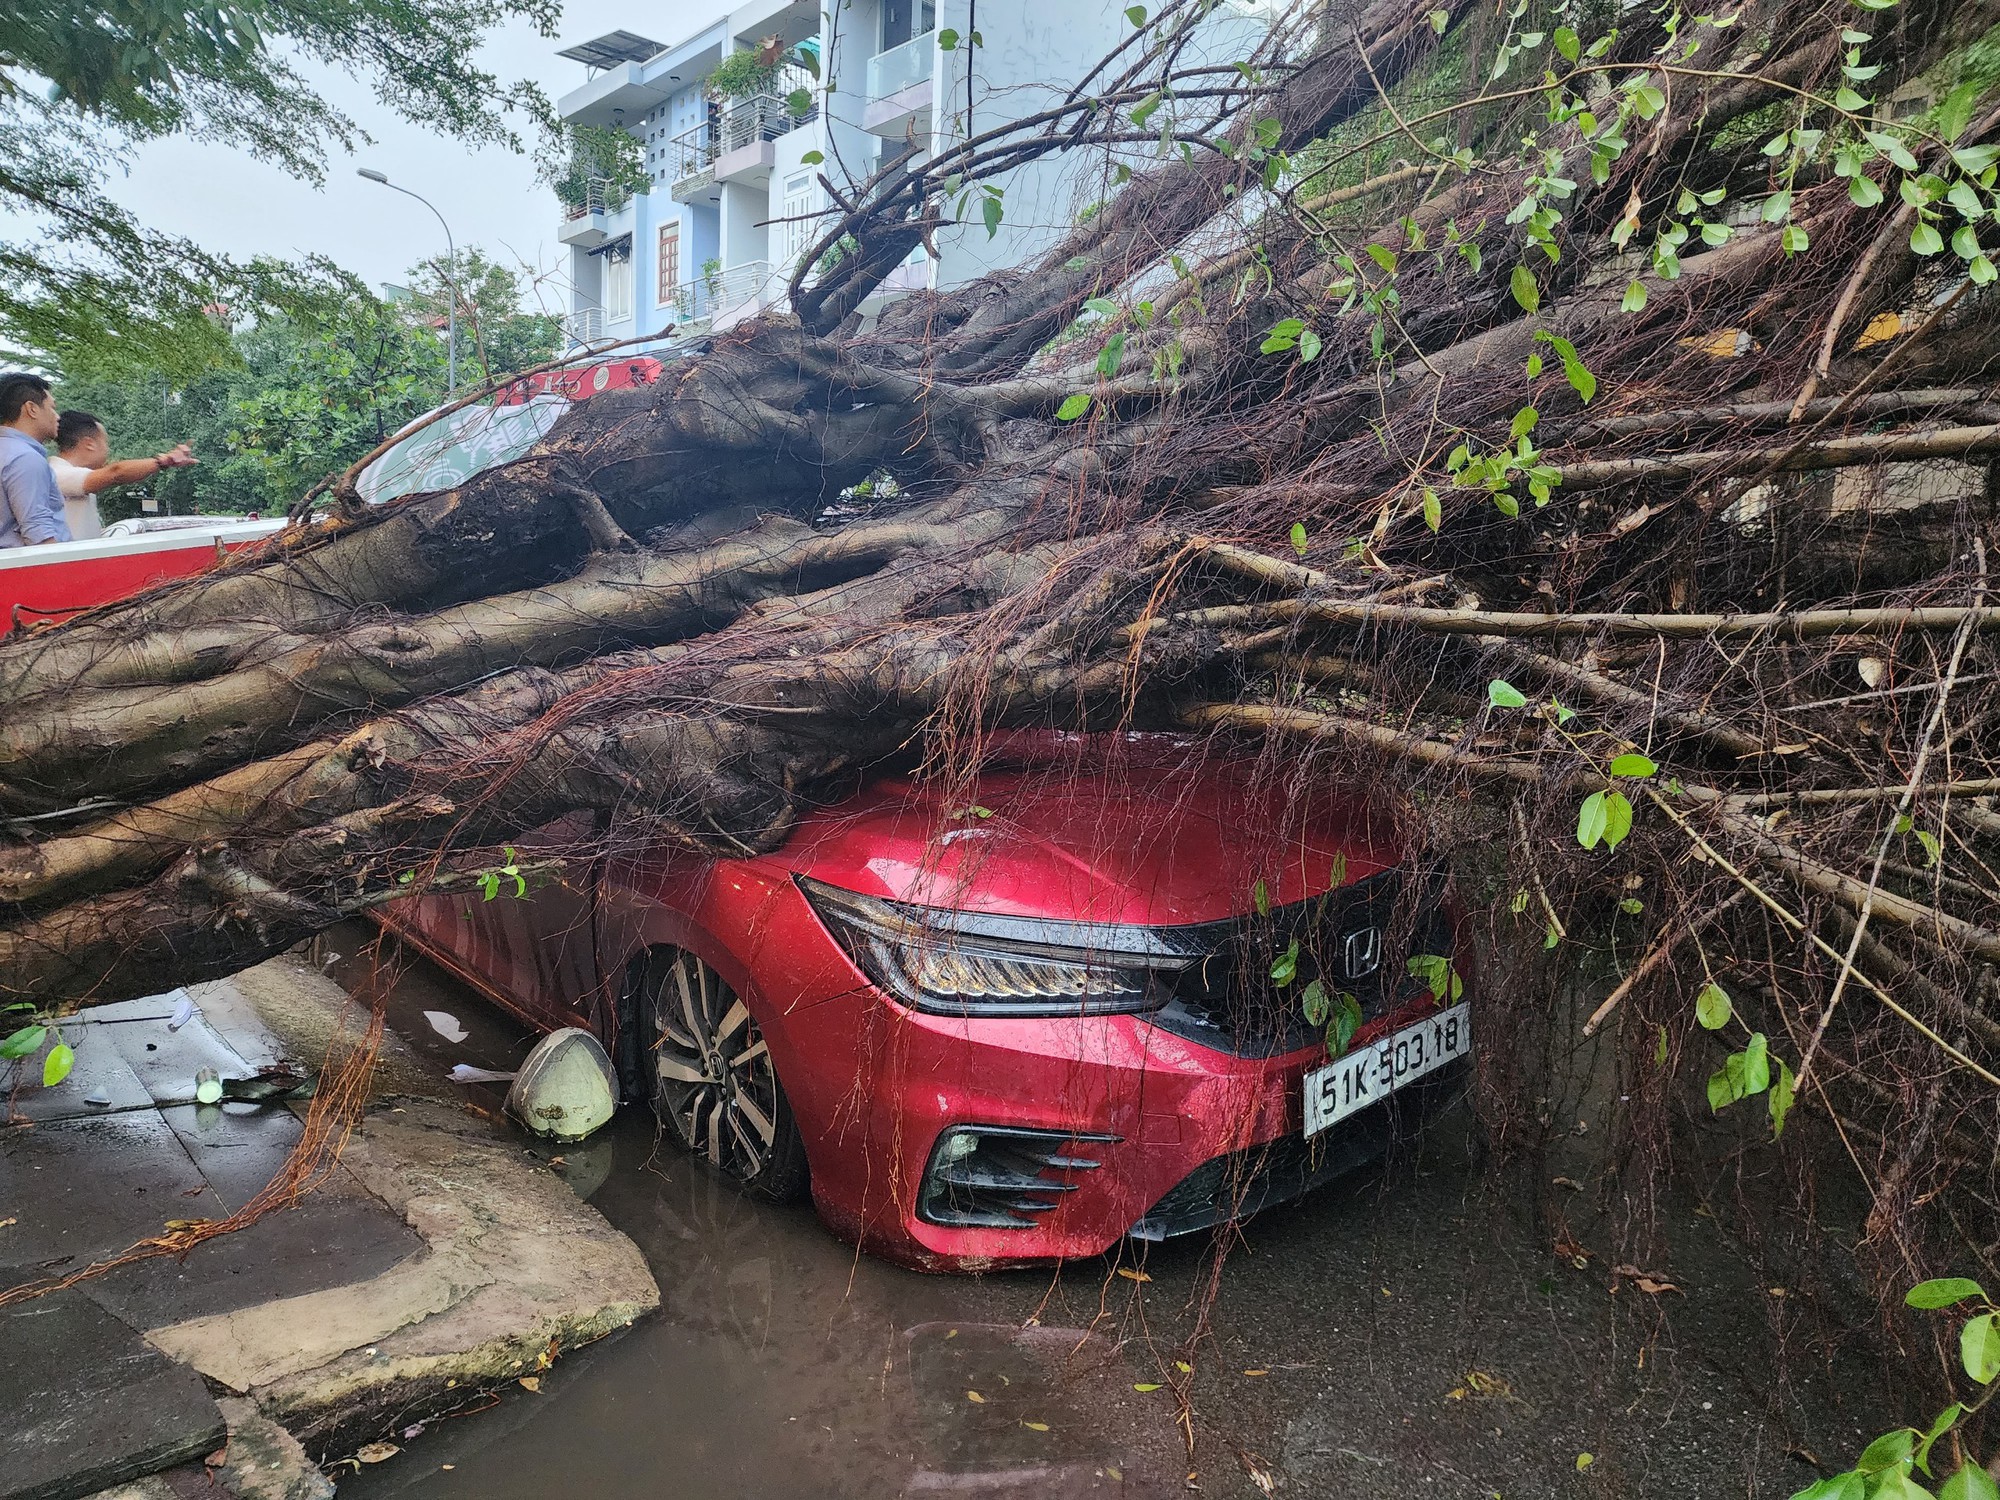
635, 949, 809, 1203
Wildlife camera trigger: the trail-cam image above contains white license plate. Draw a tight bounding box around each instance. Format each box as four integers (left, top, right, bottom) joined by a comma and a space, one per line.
1303, 1003, 1472, 1136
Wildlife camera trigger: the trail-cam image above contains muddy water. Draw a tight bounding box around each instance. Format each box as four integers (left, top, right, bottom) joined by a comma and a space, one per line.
332, 935, 1887, 1500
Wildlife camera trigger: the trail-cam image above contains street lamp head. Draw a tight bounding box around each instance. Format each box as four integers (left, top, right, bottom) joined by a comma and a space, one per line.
356, 168, 390, 184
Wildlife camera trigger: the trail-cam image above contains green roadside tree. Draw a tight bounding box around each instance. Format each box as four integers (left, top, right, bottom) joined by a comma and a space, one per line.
0, 0, 559, 378
55, 253, 560, 520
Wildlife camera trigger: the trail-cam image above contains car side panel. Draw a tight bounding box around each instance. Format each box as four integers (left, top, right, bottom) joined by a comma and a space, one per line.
380, 817, 602, 1029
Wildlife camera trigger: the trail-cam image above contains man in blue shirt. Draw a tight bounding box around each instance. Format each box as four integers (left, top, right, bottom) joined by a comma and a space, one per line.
0, 373, 71, 547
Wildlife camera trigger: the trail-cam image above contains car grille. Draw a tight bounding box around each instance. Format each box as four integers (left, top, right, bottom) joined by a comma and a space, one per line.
1129, 1069, 1463, 1241
1147, 870, 1452, 1058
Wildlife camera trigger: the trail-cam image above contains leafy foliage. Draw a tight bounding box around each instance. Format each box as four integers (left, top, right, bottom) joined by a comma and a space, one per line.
1, 0, 558, 374
57, 253, 557, 519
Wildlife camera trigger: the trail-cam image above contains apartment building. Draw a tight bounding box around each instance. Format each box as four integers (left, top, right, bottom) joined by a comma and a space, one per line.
553, 1, 1273, 350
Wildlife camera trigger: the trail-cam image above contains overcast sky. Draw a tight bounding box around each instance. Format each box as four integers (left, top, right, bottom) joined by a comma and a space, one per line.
50, 0, 651, 316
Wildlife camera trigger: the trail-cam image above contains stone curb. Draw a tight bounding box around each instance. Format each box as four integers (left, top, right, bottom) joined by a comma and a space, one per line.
141, 1097, 659, 1454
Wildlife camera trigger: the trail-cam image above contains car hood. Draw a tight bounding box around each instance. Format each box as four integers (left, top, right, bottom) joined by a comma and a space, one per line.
772, 742, 1403, 928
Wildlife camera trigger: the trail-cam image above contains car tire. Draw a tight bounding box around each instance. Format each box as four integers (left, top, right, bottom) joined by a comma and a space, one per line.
633, 948, 809, 1203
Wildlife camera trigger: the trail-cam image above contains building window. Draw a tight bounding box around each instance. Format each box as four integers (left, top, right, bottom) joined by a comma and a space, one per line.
658, 224, 681, 300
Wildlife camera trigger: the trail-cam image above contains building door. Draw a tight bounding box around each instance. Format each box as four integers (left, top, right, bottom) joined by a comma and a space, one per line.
602, 238, 633, 324
882, 0, 935, 49
780, 172, 818, 270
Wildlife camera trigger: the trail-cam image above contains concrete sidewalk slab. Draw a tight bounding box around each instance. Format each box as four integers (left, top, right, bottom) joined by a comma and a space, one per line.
144, 1100, 659, 1450
1, 1286, 225, 1500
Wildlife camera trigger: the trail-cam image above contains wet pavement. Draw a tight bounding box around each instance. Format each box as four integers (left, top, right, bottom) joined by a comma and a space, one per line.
330, 927, 1887, 1500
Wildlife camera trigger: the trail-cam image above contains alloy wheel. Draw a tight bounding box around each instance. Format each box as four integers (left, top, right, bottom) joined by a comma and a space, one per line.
647, 951, 785, 1184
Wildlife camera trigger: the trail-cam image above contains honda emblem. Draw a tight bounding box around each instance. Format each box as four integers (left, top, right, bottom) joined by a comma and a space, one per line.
1342, 926, 1383, 979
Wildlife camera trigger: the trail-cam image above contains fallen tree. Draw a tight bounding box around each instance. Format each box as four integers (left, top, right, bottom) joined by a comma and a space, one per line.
8, 0, 2000, 1442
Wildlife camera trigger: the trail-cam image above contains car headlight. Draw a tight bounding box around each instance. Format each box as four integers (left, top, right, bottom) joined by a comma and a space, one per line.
796, 875, 1193, 1017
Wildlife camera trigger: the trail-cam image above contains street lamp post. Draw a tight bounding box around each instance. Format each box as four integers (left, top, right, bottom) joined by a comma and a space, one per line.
357, 168, 458, 393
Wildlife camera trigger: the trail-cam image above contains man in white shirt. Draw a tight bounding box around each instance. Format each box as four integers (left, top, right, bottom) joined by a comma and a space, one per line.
51, 411, 196, 540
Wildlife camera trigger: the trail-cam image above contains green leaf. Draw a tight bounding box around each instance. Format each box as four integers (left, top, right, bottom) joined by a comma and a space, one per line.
938, 27, 960, 49
1509, 264, 1540, 313
1631, 83, 1665, 119
1769, 1058, 1795, 1135
1696, 982, 1732, 1031
1083, 296, 1118, 318
800, 149, 825, 166
1742, 1031, 1771, 1093
1298, 328, 1323, 363
1056, 393, 1091, 421
1963, 1312, 2000, 1383
1707, 1062, 1741, 1111
1289, 521, 1308, 557
1600, 789, 1634, 850
1655, 1025, 1669, 1065
1941, 1463, 2000, 1500
1972, 254, 1997, 286
1916, 1404, 1965, 1477
1952, 144, 2000, 174
1860, 1429, 1918, 1476
1270, 938, 1299, 986
1125, 4, 1148, 23
1300, 978, 1330, 1027
43, 1041, 73, 1088
1609, 753, 1657, 778
1511, 405, 1539, 439
1917, 829, 1943, 866
1407, 953, 1459, 1003
1912, 221, 1946, 256
1619, 897, 1644, 914
1554, 24, 1580, 60
1488, 679, 1527, 708
1621, 279, 1648, 313
1429, 7, 1449, 32
1421, 487, 1441, 532
1794, 1474, 1868, 1500
1850, 175, 1884, 207
1782, 223, 1811, 256
1252, 878, 1270, 917
982, 195, 1003, 238
1873, 1471, 1938, 1500
1096, 331, 1126, 378
1577, 790, 1608, 850
1331, 991, 1364, 1056
0, 1024, 47, 1059
1907, 1278, 1987, 1310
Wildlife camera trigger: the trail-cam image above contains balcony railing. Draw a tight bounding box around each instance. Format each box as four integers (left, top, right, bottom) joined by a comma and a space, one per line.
666, 259, 780, 325
666, 120, 719, 190
718, 88, 818, 154
562, 176, 629, 221
866, 30, 934, 101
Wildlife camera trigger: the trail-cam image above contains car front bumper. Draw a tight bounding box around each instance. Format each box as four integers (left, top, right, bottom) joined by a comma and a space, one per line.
794, 986, 1468, 1272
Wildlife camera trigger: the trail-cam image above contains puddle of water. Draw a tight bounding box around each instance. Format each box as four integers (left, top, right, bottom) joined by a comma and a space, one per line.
330, 927, 1188, 1500
323, 923, 1885, 1500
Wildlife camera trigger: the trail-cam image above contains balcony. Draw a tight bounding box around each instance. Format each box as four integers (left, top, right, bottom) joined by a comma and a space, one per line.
566, 308, 606, 345
664, 259, 782, 331
666, 120, 720, 202
714, 88, 819, 182
558, 178, 631, 249
863, 31, 934, 136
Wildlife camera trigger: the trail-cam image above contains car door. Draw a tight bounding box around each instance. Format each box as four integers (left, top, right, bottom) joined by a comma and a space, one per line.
385, 815, 603, 1031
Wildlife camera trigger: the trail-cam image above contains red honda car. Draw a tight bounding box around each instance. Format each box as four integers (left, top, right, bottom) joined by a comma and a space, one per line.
380, 733, 1471, 1271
